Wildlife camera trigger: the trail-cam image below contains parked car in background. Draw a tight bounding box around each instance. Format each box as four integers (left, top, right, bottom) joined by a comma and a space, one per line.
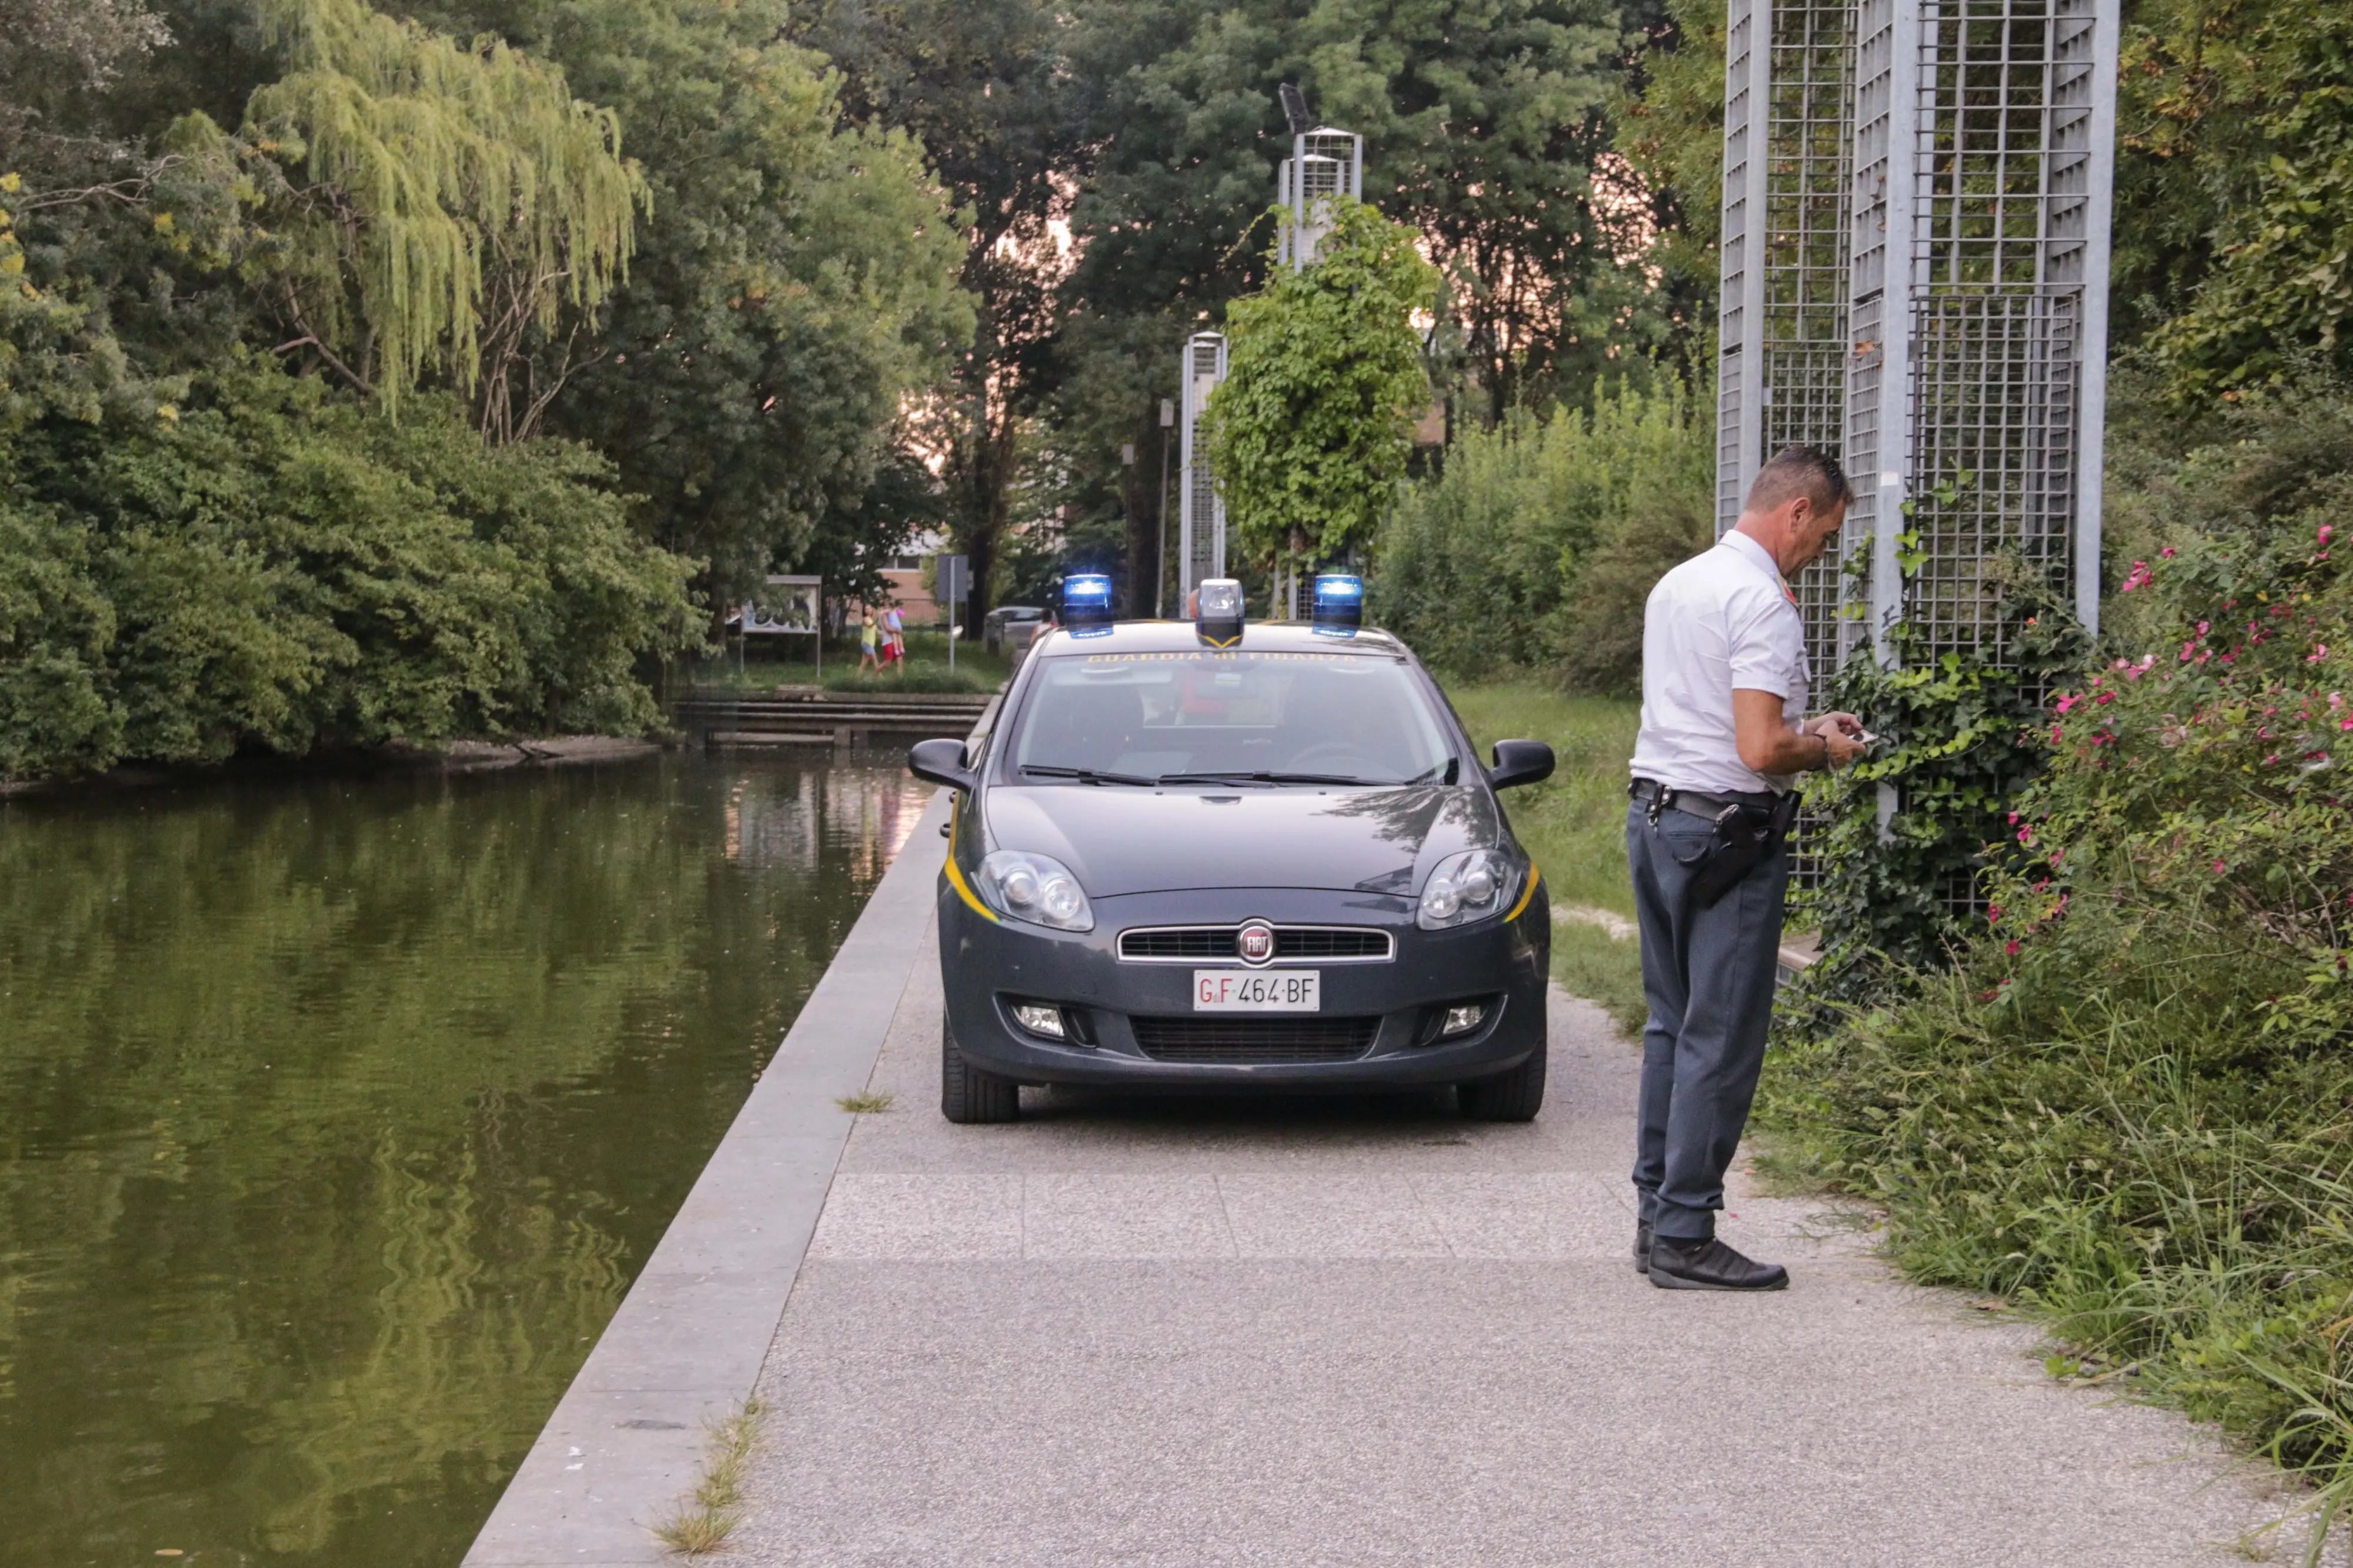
983, 605, 1046, 656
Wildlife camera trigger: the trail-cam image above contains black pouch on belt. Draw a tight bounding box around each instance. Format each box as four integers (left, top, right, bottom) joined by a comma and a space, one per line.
1676, 790, 1802, 909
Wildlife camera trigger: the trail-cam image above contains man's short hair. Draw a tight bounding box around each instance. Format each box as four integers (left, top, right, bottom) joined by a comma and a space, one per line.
1744, 444, 1854, 517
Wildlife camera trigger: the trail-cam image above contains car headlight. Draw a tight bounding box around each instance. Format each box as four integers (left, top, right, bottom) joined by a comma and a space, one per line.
1418, 848, 1522, 930
975, 850, 1095, 932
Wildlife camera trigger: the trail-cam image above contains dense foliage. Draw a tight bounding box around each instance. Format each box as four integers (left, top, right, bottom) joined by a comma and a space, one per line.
1198, 201, 1437, 576
0, 360, 698, 778
1789, 550, 2090, 989
1371, 379, 1711, 688
1764, 383, 2353, 1550
1, 0, 974, 778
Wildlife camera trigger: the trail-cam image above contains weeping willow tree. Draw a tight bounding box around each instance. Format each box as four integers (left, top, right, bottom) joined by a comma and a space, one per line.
245, 0, 645, 432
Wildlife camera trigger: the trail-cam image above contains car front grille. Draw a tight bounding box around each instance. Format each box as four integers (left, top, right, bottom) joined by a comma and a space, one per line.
1117, 926, 1393, 963
1274, 928, 1390, 960
1128, 1015, 1381, 1063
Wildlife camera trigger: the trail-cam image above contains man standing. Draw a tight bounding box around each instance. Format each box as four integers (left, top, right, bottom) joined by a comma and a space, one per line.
1625, 445, 1868, 1291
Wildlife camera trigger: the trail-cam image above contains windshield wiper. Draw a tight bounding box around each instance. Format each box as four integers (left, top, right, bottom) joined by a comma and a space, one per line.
1156, 770, 1378, 787
1019, 763, 1158, 786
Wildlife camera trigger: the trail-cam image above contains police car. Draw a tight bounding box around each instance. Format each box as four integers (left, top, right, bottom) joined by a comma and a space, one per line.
908, 574, 1554, 1123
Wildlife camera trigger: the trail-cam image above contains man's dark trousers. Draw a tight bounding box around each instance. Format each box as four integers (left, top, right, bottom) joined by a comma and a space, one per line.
1624, 799, 1790, 1242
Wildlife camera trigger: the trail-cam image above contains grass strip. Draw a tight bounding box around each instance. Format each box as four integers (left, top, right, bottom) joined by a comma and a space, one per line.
652, 1399, 766, 1557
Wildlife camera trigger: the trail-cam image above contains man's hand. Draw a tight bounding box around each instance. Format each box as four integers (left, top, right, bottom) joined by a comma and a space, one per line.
1804, 712, 1869, 768
1734, 692, 1869, 775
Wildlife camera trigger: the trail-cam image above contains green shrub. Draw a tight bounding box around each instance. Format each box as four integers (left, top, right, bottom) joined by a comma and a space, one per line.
1372, 380, 1711, 689
0, 362, 704, 778
1766, 385, 2353, 1550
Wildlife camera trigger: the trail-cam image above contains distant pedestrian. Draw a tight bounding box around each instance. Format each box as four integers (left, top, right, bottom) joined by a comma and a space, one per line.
1624, 444, 1867, 1292
857, 609, 881, 673
882, 603, 906, 666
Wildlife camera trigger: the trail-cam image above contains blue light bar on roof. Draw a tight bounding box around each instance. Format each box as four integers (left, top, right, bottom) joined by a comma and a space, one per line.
1312, 573, 1364, 630
1063, 572, 1114, 626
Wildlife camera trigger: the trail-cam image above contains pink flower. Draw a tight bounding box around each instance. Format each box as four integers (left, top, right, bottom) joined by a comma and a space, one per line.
2055, 693, 2080, 713
2161, 546, 2178, 559
2322, 524, 2335, 548
2005, 940, 2021, 957
2310, 645, 2330, 664
2213, 858, 2228, 873
2017, 825, 2036, 845
2097, 691, 2116, 705
2197, 622, 2211, 636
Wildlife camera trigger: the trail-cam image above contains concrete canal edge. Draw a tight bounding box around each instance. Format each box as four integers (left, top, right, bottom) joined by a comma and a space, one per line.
462, 717, 978, 1566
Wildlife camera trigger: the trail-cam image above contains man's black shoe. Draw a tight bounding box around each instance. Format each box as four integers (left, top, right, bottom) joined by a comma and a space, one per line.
1634, 1220, 1652, 1273
1648, 1236, 1788, 1292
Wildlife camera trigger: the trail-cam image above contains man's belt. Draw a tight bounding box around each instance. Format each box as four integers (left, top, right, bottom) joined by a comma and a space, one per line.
1631, 777, 1801, 909
1628, 777, 1785, 821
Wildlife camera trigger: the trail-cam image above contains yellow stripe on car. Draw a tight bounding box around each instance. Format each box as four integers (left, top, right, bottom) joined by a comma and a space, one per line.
941, 802, 999, 921
1506, 863, 1542, 923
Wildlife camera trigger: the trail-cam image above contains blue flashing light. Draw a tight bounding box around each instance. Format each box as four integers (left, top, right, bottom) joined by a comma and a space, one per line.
1063, 572, 1114, 625
1312, 573, 1365, 629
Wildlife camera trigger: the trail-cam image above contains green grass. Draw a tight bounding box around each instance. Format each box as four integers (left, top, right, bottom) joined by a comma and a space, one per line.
834, 1090, 895, 1113
1442, 681, 1646, 1031
651, 1399, 765, 1556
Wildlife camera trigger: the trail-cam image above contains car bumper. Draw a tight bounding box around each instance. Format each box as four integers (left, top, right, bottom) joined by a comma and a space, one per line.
936, 883, 1549, 1090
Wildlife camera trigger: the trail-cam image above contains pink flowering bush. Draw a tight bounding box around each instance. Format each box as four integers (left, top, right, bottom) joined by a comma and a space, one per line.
1764, 382, 2353, 1541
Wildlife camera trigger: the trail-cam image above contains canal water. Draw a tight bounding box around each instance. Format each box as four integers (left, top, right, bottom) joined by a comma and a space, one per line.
0, 754, 935, 1566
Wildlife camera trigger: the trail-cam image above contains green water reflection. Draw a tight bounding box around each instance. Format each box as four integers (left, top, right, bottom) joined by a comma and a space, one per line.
0, 756, 933, 1566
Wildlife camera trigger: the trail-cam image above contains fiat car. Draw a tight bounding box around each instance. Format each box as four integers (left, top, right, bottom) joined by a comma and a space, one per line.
908, 581, 1554, 1124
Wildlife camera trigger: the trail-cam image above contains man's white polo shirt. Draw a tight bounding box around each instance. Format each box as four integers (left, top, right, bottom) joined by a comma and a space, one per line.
1628, 529, 1809, 796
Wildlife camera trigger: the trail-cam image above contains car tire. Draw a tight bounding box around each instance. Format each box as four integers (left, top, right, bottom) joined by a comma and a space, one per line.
941, 1015, 1019, 1124
1458, 1040, 1547, 1122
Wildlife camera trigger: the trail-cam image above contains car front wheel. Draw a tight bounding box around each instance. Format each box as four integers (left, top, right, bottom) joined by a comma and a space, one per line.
1457, 1040, 1546, 1122
941, 1015, 1019, 1123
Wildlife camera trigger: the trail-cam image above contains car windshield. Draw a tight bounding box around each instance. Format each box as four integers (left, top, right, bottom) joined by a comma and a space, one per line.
1008, 649, 1455, 786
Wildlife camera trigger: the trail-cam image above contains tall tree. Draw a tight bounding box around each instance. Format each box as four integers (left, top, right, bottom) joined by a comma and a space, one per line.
794, 0, 1073, 625
1061, 0, 1632, 432
242, 0, 646, 420
409, 0, 976, 603
1199, 199, 1438, 578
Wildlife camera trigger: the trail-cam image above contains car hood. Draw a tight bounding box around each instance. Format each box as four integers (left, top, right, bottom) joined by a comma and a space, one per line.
981, 783, 1501, 898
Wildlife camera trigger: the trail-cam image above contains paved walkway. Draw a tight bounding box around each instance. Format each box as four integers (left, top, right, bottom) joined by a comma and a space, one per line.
736, 914, 2323, 1567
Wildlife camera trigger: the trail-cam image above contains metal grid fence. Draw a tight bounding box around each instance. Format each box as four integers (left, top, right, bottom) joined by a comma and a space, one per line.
1762, 0, 1859, 686
1724, 0, 2115, 912
1178, 332, 1228, 598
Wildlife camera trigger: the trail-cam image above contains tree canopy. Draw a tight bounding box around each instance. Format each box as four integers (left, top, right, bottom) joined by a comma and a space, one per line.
1198, 199, 1437, 569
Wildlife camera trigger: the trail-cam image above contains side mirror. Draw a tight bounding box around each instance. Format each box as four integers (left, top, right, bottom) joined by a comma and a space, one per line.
1487, 739, 1554, 791
908, 737, 978, 792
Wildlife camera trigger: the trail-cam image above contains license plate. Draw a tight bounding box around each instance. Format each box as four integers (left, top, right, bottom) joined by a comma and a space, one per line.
1192, 970, 1321, 1011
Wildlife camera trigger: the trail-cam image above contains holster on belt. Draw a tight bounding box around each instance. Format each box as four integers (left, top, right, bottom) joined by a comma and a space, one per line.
1634, 780, 1801, 909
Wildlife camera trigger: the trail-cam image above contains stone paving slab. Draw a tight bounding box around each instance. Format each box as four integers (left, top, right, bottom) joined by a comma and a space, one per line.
736, 912, 2338, 1568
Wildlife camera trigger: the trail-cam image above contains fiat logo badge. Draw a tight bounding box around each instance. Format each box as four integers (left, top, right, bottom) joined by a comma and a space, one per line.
1237, 921, 1277, 965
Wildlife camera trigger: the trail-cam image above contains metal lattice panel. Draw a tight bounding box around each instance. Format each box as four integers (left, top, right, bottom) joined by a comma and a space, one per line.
1721, 0, 1861, 888
1717, 0, 1762, 535
1893, 0, 2102, 669
1905, 292, 2079, 662
1279, 128, 1364, 269
1720, 0, 2119, 905
1765, 0, 1859, 682
1178, 332, 1228, 597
